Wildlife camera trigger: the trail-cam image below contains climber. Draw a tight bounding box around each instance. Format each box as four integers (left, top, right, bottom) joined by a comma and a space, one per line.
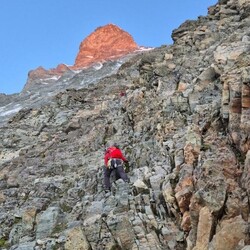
103, 143, 129, 192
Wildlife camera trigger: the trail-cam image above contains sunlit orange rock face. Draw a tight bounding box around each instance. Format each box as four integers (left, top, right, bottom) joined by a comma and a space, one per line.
74, 24, 139, 68
23, 64, 70, 91
28, 64, 70, 80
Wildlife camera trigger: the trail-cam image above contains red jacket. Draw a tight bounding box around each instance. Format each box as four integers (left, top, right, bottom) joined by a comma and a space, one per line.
104, 147, 127, 166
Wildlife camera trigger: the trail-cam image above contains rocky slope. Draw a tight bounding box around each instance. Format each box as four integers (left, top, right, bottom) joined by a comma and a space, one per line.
0, 0, 250, 249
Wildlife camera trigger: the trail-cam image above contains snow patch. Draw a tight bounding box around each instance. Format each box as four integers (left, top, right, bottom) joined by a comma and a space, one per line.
0, 104, 22, 117
29, 93, 40, 100
93, 63, 103, 70
136, 46, 154, 52
72, 69, 84, 74
41, 76, 61, 83
47, 76, 60, 80
0, 103, 13, 112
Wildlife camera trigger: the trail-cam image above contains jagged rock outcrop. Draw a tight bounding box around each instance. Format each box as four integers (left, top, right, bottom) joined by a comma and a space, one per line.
74, 24, 139, 68
0, 0, 250, 249
22, 24, 139, 92
23, 64, 71, 91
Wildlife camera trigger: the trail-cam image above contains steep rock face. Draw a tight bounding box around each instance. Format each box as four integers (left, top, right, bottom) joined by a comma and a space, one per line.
74, 23, 139, 68
28, 64, 70, 80
23, 64, 71, 91
0, 0, 250, 250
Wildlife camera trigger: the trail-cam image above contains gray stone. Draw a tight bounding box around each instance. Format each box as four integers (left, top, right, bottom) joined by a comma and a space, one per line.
10, 241, 36, 250
36, 207, 61, 239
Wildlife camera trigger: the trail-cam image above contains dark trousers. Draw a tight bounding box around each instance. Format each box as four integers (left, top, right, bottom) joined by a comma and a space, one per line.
103, 160, 129, 190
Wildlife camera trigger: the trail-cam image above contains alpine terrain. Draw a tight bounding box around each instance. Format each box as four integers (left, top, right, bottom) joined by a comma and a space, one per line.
0, 0, 250, 249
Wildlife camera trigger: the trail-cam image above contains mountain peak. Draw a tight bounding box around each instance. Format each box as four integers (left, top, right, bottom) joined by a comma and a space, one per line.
23, 24, 139, 91
74, 23, 139, 68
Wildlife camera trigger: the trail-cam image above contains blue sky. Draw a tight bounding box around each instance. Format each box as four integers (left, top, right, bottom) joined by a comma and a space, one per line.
0, 0, 217, 94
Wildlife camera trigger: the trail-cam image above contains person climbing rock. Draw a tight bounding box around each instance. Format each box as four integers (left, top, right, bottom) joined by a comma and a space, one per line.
103, 143, 129, 192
